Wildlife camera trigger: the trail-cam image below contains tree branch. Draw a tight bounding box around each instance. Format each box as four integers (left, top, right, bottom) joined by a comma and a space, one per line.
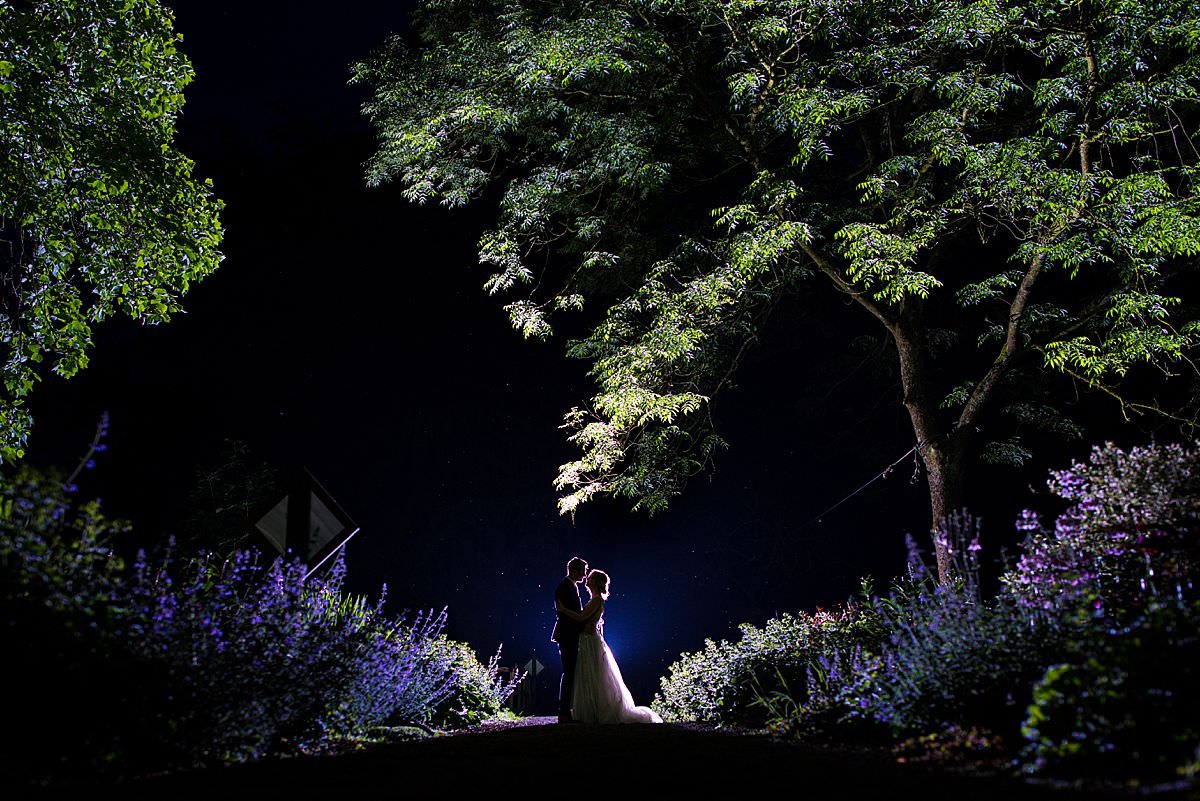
800, 241, 898, 331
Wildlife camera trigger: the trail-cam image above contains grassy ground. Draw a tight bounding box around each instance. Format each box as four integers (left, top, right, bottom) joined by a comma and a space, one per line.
22, 717, 1198, 800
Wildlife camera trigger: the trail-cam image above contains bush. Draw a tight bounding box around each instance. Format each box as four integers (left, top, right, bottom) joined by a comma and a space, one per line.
799, 518, 1064, 741
1002, 440, 1200, 781
827, 586, 1060, 739
424, 638, 525, 728
0, 464, 505, 783
1021, 599, 1200, 782
1002, 440, 1200, 619
652, 599, 882, 727
120, 546, 457, 764
791, 441, 1200, 785
654, 439, 1200, 790
0, 465, 156, 782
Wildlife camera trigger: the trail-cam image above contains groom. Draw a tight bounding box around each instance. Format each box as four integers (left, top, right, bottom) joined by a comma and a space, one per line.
550, 556, 587, 724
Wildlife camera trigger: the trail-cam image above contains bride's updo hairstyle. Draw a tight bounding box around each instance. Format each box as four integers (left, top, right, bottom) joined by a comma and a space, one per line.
587, 569, 611, 599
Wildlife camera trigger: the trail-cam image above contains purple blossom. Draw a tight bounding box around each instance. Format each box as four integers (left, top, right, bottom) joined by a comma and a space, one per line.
1003, 440, 1200, 616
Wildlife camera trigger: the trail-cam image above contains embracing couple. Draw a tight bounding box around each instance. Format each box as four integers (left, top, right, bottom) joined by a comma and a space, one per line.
550, 556, 663, 725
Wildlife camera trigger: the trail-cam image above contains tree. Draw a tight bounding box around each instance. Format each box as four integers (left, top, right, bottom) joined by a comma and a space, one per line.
0, 0, 224, 461
355, 0, 1200, 580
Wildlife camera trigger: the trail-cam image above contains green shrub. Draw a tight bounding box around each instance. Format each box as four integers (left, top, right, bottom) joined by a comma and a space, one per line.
1021, 599, 1200, 782
424, 637, 525, 728
0, 465, 157, 781
652, 599, 882, 726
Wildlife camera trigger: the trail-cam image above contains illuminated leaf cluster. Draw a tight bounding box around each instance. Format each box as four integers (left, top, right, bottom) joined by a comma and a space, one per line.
0, 0, 225, 460
358, 0, 1200, 518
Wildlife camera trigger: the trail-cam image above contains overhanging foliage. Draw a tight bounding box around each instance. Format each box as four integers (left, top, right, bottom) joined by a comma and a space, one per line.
356, 0, 1200, 537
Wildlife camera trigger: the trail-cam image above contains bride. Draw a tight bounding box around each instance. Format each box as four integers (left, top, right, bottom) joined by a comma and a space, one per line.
556, 569, 663, 724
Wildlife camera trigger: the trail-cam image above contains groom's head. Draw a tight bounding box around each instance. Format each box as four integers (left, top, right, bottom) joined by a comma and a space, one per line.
567, 556, 588, 581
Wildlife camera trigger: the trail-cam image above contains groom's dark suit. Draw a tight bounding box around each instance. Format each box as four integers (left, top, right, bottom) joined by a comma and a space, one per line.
550, 575, 583, 721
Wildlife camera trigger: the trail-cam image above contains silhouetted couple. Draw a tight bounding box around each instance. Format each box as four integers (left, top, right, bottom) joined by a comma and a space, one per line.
550, 556, 662, 725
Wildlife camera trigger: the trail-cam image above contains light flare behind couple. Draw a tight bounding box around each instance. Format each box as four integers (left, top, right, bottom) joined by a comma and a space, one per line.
550, 556, 663, 725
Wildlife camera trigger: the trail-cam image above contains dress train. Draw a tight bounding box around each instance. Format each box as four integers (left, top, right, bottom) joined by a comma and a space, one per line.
572, 624, 662, 724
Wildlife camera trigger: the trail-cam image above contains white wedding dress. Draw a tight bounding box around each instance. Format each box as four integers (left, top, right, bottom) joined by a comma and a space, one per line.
571, 600, 663, 724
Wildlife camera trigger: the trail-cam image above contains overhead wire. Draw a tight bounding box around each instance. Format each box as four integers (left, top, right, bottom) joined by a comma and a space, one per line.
802, 422, 964, 529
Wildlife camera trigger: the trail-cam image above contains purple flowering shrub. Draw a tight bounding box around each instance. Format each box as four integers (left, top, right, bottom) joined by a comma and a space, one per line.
1002, 440, 1200, 618
787, 442, 1200, 782
122, 546, 458, 763
1, 464, 511, 782
0, 466, 174, 782
999, 440, 1200, 780
798, 514, 1063, 741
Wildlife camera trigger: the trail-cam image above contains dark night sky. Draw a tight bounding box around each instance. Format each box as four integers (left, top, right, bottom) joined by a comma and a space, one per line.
23, 1, 1127, 704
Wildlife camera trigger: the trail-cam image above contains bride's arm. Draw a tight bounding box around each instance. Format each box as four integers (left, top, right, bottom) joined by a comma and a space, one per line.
556, 596, 600, 622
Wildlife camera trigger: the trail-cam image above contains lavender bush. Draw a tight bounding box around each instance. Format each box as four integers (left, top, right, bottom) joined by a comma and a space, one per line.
797, 515, 1063, 741
121, 545, 458, 763
779, 441, 1200, 783
1, 464, 513, 783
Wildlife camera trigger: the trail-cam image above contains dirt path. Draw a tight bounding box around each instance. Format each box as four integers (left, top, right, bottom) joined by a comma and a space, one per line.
27, 718, 1200, 799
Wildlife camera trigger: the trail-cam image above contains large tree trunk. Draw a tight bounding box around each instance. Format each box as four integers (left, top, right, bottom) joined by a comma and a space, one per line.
918, 436, 968, 583
892, 305, 968, 584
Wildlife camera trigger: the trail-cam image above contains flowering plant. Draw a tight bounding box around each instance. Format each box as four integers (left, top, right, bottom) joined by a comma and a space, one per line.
1003, 440, 1200, 618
